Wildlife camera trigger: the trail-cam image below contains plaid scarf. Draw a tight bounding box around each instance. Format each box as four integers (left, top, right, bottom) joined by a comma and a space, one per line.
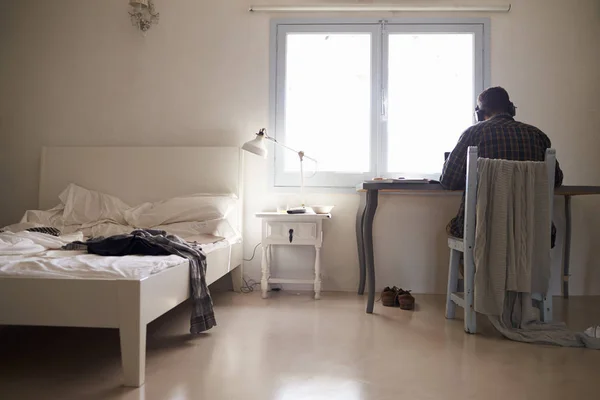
64, 229, 216, 333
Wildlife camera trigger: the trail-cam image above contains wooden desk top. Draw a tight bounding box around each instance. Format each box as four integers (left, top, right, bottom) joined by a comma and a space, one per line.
357, 182, 446, 192
357, 182, 600, 196
555, 186, 600, 196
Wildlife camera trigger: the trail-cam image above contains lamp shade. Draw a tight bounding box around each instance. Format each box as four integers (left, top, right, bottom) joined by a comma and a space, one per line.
242, 135, 268, 158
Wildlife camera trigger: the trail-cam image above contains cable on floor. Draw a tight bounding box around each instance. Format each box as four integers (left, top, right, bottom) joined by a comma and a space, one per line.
240, 277, 260, 293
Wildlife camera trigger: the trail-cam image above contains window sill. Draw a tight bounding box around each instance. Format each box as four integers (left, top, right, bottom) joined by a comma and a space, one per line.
271, 185, 359, 195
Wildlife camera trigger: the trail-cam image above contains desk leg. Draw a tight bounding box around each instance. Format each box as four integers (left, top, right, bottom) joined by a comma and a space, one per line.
563, 195, 572, 299
356, 191, 367, 295
363, 190, 379, 314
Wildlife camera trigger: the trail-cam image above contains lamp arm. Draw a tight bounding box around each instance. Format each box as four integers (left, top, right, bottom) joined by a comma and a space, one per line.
254, 129, 318, 207
263, 135, 317, 163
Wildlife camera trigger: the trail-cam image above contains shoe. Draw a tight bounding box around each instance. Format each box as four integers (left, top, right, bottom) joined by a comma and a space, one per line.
584, 326, 600, 338
397, 289, 415, 310
381, 286, 400, 307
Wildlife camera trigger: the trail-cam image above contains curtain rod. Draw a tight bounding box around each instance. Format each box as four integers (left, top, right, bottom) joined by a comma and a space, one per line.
249, 4, 512, 13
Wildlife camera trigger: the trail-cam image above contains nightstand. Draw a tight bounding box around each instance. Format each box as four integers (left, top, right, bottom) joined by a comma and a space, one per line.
256, 212, 332, 299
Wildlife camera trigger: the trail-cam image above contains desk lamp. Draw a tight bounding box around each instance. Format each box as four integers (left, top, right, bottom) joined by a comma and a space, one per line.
243, 128, 316, 213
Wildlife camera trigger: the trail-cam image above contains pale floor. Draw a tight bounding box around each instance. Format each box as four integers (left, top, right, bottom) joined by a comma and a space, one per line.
1, 292, 600, 400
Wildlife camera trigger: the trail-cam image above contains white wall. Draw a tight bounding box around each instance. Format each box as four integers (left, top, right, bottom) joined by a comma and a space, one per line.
1, 0, 600, 295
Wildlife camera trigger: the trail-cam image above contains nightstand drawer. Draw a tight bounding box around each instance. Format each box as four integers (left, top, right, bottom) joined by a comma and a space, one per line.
265, 222, 318, 244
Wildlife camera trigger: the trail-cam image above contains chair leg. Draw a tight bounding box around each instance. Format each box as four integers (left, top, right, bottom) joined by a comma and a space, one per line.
446, 249, 461, 319
464, 253, 476, 334
540, 294, 553, 323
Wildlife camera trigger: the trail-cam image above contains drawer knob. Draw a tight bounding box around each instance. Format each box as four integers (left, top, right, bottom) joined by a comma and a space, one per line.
289, 228, 294, 243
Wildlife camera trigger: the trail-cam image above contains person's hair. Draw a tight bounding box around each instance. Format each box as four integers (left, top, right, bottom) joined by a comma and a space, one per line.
478, 87, 513, 116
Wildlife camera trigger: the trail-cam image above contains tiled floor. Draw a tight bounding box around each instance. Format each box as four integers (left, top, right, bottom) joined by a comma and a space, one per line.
1, 292, 599, 400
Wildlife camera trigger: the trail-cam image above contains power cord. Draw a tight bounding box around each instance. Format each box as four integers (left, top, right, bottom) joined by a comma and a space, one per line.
240, 277, 260, 293
240, 243, 282, 293
240, 278, 282, 294
243, 243, 262, 262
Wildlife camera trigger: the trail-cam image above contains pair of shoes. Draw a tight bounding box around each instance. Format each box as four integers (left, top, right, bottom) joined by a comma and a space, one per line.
381, 286, 401, 307
584, 326, 600, 338
397, 289, 415, 310
381, 287, 416, 310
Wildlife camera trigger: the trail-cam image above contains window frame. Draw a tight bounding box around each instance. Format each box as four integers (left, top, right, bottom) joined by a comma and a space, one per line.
269, 18, 491, 191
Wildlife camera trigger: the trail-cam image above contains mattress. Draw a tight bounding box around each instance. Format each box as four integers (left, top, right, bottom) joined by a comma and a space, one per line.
0, 233, 241, 280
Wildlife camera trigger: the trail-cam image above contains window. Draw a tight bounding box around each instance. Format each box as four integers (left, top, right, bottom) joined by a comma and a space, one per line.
272, 20, 488, 188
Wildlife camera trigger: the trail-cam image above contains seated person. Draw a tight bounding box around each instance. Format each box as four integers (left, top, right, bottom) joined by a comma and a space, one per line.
440, 87, 563, 246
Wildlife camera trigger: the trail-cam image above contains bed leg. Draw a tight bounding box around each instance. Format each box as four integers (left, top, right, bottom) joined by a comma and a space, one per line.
117, 281, 146, 387
119, 321, 146, 387
230, 264, 243, 293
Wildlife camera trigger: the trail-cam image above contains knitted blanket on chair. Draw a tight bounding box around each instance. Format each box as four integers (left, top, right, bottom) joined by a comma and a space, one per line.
474, 158, 599, 349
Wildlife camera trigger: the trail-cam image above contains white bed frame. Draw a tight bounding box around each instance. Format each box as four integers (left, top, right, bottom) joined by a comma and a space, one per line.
0, 146, 244, 387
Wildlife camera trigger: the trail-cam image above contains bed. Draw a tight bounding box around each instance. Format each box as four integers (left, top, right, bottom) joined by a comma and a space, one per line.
0, 146, 244, 387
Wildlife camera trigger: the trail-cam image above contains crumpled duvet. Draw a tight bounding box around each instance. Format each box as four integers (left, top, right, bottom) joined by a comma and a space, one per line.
0, 231, 84, 256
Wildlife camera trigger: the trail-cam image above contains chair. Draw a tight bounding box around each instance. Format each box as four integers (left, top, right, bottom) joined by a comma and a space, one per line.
445, 146, 556, 333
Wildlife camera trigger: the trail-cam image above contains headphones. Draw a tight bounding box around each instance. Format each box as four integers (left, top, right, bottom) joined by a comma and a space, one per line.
475, 102, 517, 122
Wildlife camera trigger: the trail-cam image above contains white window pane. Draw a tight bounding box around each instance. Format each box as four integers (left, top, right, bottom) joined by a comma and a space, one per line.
387, 33, 474, 175
284, 33, 371, 173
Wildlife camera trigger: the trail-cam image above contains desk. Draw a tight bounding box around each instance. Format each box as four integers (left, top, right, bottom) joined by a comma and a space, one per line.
356, 182, 600, 314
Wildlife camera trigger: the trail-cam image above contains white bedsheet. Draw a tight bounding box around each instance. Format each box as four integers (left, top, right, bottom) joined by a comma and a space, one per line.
0, 232, 240, 280
0, 251, 186, 280
0, 232, 84, 256
1, 190, 241, 280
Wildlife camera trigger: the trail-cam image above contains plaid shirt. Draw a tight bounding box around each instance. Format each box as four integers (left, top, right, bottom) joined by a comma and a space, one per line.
440, 114, 563, 240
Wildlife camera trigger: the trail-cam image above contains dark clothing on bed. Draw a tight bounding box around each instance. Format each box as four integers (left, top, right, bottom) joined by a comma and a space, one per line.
26, 227, 62, 237
66, 229, 216, 334
80, 229, 173, 256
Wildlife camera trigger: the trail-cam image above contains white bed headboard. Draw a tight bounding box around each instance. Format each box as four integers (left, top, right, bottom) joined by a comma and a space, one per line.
39, 146, 244, 229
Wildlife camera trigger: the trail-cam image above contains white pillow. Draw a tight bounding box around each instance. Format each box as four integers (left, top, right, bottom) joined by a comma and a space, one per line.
124, 194, 237, 228
59, 183, 130, 225
78, 220, 135, 238
20, 205, 65, 226
153, 219, 220, 238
